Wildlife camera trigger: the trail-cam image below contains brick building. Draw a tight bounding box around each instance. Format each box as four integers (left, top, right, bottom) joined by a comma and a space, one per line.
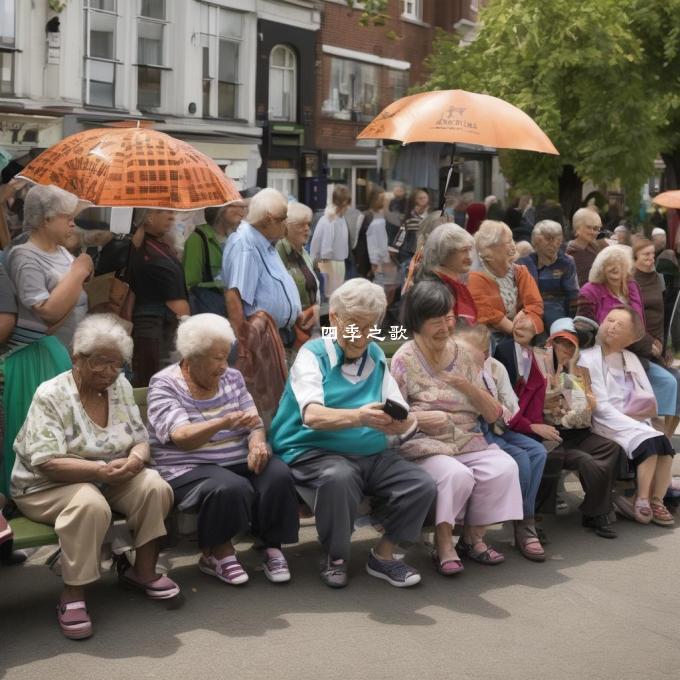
314, 0, 483, 209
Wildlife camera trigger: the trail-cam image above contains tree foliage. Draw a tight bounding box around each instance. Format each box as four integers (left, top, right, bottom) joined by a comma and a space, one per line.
424, 0, 680, 207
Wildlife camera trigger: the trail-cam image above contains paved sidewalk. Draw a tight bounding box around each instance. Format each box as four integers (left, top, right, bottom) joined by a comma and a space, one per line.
2, 483, 680, 680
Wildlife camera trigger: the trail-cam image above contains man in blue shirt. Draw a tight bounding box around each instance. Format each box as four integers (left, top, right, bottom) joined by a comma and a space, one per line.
518, 219, 579, 332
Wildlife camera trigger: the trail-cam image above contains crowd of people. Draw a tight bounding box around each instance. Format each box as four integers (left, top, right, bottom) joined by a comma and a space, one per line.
0, 178, 679, 642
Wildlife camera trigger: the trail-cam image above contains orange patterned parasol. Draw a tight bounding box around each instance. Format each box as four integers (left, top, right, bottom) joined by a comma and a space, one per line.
652, 191, 680, 209
17, 125, 241, 210
358, 89, 558, 154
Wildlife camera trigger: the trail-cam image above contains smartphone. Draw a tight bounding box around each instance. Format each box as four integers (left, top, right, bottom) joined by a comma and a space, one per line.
382, 398, 408, 421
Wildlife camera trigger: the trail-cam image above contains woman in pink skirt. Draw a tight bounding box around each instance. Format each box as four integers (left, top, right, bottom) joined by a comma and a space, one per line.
391, 280, 523, 575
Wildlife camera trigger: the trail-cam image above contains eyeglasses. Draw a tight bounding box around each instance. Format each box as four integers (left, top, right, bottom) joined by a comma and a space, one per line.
271, 214, 288, 223
85, 355, 124, 374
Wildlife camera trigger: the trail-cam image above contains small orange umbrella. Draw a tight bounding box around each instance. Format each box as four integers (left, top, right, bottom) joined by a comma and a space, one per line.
358, 89, 559, 154
652, 191, 680, 209
18, 125, 241, 210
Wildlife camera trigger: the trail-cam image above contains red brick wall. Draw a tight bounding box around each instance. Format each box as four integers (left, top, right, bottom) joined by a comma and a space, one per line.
314, 0, 476, 151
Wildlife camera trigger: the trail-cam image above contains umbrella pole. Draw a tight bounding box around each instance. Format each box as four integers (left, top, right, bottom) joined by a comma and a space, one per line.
439, 143, 456, 212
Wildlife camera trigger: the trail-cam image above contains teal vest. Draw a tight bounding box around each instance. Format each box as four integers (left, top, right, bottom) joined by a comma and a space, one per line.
270, 339, 388, 464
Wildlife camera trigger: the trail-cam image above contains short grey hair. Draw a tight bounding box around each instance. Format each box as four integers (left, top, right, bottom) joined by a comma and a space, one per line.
531, 219, 563, 244
422, 223, 474, 271
588, 244, 633, 284
329, 278, 386, 323
72, 313, 133, 363
572, 207, 602, 234
23, 184, 80, 231
474, 219, 512, 256
286, 202, 313, 225
246, 188, 287, 226
176, 313, 236, 359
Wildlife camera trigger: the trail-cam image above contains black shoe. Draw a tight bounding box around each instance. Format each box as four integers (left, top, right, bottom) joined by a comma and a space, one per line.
582, 514, 617, 539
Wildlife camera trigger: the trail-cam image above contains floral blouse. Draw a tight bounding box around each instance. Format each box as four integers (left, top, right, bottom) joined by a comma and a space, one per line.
390, 338, 499, 461
11, 371, 148, 497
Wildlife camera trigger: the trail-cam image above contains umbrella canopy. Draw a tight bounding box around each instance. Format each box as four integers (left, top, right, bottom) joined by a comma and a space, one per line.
358, 90, 559, 155
653, 191, 680, 209
17, 126, 241, 210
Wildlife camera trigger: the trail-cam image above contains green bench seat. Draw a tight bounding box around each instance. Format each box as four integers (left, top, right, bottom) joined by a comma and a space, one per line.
9, 516, 59, 550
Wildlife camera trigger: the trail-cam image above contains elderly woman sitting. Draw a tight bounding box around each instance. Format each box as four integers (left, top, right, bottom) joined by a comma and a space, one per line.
390, 281, 523, 573
579, 307, 675, 526
416, 222, 478, 325
468, 220, 544, 343
566, 207, 607, 287
270, 279, 436, 588
11, 315, 177, 640
577, 245, 679, 439
147, 314, 299, 585
517, 219, 579, 331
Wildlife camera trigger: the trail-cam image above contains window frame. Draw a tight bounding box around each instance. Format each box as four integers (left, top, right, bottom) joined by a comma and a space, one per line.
83, 0, 119, 108
401, 0, 422, 22
268, 44, 297, 123
135, 0, 169, 112
323, 57, 379, 123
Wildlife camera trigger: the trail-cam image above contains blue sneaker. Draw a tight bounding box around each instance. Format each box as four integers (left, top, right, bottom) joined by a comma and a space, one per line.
365, 550, 421, 587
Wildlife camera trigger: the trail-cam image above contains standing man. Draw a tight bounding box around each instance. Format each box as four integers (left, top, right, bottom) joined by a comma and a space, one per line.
221, 189, 304, 419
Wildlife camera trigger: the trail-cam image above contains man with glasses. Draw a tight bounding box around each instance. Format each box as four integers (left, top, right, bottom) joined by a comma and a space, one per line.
518, 219, 579, 330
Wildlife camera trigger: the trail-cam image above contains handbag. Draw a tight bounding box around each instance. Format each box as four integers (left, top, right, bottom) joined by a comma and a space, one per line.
187, 227, 227, 316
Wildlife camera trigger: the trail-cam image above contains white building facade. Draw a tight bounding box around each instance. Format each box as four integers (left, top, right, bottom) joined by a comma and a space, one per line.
0, 0, 320, 189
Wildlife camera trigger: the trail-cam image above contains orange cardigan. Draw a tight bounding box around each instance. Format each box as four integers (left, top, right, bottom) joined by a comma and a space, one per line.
467, 264, 544, 334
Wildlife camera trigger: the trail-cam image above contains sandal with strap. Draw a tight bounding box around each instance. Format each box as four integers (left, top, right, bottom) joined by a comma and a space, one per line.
57, 600, 92, 640
650, 497, 675, 527
457, 538, 505, 566
633, 498, 653, 525
431, 549, 464, 576
514, 523, 546, 563
199, 554, 249, 585
120, 567, 181, 600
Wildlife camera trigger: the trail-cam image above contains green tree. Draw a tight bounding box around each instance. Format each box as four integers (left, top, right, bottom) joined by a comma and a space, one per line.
424, 0, 680, 216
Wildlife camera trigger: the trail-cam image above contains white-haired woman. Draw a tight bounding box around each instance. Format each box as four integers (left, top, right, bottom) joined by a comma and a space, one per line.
276, 202, 320, 348
3, 185, 92, 497
468, 220, 544, 341
129, 208, 189, 387
578, 307, 675, 526
517, 219, 579, 331
270, 278, 436, 589
147, 313, 299, 586
309, 185, 350, 300
416, 222, 478, 325
566, 207, 607, 286
577, 245, 679, 437
11, 314, 178, 640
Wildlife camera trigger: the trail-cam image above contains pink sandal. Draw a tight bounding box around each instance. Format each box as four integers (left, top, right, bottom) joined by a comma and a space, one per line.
515, 523, 545, 562
432, 550, 464, 576
650, 498, 675, 527
198, 554, 249, 585
633, 498, 653, 525
57, 600, 92, 640
120, 568, 181, 600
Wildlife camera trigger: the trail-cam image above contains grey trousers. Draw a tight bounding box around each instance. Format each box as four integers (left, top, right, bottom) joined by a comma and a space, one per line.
289, 449, 436, 561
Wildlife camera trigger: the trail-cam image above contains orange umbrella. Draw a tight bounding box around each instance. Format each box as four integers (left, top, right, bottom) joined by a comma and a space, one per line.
358, 89, 559, 154
17, 125, 241, 210
652, 191, 680, 209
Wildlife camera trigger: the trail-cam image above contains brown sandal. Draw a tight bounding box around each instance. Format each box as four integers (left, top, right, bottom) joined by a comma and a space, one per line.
650, 498, 675, 527
514, 522, 546, 562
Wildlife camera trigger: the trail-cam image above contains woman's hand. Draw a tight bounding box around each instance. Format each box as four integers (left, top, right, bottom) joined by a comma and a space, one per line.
530, 423, 562, 442
247, 441, 271, 474
96, 459, 137, 485
71, 253, 94, 282
221, 411, 260, 430
651, 339, 663, 358
415, 410, 450, 435
357, 403, 394, 429
438, 372, 472, 393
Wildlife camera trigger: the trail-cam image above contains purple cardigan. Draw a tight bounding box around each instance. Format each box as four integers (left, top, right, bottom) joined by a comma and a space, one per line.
576, 280, 646, 326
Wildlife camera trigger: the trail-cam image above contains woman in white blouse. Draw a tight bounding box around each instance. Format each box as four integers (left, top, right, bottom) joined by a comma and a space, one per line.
578, 306, 675, 527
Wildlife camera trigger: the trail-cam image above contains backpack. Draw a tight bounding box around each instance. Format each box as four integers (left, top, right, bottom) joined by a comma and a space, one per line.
352, 212, 374, 279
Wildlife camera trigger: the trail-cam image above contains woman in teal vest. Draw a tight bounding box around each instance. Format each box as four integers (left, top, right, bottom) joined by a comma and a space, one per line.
270, 278, 436, 589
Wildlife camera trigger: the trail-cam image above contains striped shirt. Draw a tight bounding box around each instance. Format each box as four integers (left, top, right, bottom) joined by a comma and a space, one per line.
147, 363, 263, 481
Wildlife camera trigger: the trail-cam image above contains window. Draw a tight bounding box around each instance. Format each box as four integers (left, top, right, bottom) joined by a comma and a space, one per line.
268, 45, 296, 122
471, 0, 479, 13
83, 0, 118, 107
200, 2, 243, 119
267, 169, 298, 199
401, 0, 422, 21
388, 69, 409, 101
0, 0, 16, 95
137, 0, 167, 110
322, 58, 378, 123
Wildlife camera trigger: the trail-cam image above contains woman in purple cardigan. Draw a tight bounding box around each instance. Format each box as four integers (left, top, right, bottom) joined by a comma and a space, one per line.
576, 245, 679, 437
